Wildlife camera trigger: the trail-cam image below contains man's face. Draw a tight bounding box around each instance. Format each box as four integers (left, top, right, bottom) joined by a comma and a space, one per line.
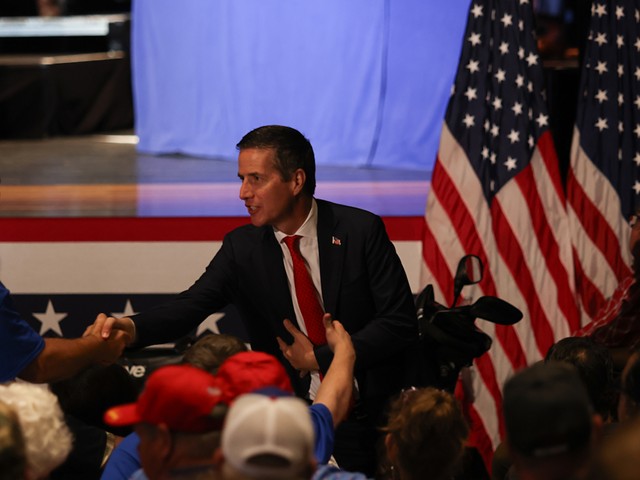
238, 148, 300, 233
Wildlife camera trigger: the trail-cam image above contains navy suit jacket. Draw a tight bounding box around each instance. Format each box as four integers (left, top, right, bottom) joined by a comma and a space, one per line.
133, 199, 419, 402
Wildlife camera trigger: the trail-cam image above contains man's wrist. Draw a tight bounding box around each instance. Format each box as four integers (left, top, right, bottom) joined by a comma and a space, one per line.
114, 317, 137, 346
333, 343, 355, 358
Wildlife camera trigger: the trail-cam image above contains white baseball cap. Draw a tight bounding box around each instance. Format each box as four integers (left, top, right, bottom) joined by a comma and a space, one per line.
221, 393, 315, 479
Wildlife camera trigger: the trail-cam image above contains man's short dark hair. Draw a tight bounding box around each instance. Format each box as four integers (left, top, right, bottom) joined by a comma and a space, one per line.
236, 125, 316, 196
544, 336, 615, 418
621, 348, 640, 405
503, 362, 593, 459
182, 333, 248, 375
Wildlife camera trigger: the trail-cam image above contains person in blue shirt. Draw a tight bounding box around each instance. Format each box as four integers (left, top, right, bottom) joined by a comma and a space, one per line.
0, 280, 130, 383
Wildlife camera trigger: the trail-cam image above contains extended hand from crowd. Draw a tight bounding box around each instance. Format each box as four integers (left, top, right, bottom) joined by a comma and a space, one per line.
84, 313, 136, 352
323, 314, 354, 360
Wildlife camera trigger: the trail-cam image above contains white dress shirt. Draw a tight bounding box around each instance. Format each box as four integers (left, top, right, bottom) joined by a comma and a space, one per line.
274, 199, 323, 399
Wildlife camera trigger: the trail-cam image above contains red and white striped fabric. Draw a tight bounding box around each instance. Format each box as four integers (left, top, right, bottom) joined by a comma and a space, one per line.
567, 0, 636, 326
420, 0, 580, 468
568, 137, 632, 325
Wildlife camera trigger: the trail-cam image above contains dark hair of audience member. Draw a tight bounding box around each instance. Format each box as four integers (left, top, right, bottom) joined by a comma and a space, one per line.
0, 400, 26, 480
619, 348, 640, 421
178, 334, 250, 452
380, 387, 469, 480
50, 363, 138, 437
181, 333, 248, 374
621, 348, 640, 399
545, 336, 615, 420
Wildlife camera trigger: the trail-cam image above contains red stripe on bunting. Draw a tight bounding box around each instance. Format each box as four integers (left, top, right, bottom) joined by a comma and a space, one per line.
0, 216, 424, 242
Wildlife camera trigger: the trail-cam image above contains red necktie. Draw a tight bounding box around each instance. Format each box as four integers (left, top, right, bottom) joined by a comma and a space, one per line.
283, 235, 326, 346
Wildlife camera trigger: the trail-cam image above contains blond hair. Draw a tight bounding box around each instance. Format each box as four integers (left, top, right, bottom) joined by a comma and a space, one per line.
0, 399, 27, 480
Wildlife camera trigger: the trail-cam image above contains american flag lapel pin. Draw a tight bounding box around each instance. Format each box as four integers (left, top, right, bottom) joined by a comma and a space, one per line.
331, 236, 342, 246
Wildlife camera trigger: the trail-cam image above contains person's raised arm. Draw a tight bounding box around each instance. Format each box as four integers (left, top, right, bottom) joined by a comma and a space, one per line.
313, 313, 356, 428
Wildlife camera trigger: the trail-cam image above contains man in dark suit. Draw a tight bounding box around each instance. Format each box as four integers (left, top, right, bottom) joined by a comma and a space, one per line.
93, 125, 419, 473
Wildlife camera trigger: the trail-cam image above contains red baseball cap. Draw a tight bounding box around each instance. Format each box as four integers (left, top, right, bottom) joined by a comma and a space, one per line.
217, 351, 294, 400
104, 365, 226, 433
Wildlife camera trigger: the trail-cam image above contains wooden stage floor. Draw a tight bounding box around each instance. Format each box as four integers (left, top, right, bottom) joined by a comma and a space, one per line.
0, 132, 431, 219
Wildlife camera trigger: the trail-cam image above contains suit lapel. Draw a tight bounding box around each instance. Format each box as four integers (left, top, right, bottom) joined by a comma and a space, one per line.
317, 200, 345, 316
260, 228, 295, 321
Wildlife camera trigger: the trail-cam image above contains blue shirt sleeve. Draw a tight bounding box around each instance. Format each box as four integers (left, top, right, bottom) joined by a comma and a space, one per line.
101, 433, 142, 480
309, 403, 335, 464
126, 469, 148, 480
0, 281, 45, 382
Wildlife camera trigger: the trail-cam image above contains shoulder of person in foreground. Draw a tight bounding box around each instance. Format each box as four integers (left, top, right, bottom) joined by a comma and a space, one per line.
100, 432, 140, 480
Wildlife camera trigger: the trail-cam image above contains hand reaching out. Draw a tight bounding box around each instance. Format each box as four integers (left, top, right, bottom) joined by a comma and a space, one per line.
83, 313, 133, 364
84, 313, 135, 344
323, 314, 355, 367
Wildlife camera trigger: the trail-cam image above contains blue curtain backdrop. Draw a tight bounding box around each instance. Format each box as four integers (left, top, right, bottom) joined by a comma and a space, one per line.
131, 0, 470, 170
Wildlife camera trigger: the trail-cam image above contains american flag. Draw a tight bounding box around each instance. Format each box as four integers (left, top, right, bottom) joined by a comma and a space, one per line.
567, 1, 637, 326
420, 0, 580, 467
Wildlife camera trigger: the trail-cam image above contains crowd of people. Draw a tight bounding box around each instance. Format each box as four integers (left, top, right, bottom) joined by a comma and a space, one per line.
3, 125, 640, 479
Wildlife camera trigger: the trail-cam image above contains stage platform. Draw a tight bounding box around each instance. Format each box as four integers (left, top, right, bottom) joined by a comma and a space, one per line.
0, 133, 430, 217
0, 132, 430, 344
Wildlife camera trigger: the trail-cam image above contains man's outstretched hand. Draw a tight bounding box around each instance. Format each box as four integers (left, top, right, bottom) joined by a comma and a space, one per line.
84, 313, 135, 346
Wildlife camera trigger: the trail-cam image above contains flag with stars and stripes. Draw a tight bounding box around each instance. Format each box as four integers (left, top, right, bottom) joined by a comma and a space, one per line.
420, 0, 580, 467
567, 0, 638, 327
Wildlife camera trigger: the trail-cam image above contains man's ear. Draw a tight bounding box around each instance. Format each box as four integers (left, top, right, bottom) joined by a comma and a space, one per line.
156, 424, 174, 460
384, 432, 398, 463
304, 457, 318, 478
213, 447, 225, 466
292, 168, 306, 195
591, 413, 604, 446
